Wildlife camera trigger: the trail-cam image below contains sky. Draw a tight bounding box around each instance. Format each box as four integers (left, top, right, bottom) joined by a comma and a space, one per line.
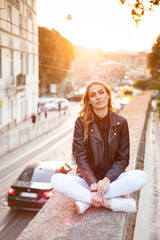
36, 0, 160, 52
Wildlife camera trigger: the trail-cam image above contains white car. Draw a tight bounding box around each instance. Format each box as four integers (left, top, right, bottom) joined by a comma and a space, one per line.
120, 97, 131, 105
44, 98, 69, 111
38, 96, 56, 105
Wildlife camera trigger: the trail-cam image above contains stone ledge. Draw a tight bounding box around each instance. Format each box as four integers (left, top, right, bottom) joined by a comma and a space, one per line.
17, 91, 151, 240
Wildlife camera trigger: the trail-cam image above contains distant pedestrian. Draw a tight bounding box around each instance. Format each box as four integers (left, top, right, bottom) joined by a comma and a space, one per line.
51, 80, 147, 215
37, 102, 42, 120
31, 113, 36, 127
58, 101, 61, 112
44, 107, 48, 119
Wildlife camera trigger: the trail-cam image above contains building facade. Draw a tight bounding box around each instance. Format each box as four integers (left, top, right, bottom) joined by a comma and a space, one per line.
0, 0, 39, 132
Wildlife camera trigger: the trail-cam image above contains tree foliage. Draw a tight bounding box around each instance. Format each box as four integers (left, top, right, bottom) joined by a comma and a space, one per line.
119, 0, 160, 24
133, 79, 149, 90
133, 79, 160, 90
147, 34, 160, 81
39, 27, 74, 94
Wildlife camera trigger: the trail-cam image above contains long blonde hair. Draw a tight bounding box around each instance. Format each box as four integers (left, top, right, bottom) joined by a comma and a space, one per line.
78, 80, 117, 140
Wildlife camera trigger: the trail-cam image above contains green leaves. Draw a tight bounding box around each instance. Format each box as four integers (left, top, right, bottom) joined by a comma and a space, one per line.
39, 27, 74, 94
147, 34, 160, 81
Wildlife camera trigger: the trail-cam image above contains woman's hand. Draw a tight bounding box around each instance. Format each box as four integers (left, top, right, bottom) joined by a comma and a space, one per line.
91, 192, 102, 207
90, 182, 102, 207
97, 176, 110, 197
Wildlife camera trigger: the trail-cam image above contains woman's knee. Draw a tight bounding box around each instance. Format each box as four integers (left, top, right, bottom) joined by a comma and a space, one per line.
133, 170, 147, 188
138, 170, 147, 187
51, 173, 65, 190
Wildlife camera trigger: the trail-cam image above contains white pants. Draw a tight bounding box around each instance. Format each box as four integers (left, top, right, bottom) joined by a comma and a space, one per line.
51, 170, 147, 204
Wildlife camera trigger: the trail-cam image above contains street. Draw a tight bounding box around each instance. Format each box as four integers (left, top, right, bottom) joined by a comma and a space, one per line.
134, 108, 160, 239
0, 102, 80, 240
0, 101, 160, 240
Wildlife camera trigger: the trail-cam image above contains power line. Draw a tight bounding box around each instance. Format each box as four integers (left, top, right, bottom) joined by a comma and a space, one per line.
0, 18, 98, 59
0, 18, 73, 47
0, 18, 97, 71
0, 18, 38, 36
39, 53, 73, 62
39, 63, 74, 73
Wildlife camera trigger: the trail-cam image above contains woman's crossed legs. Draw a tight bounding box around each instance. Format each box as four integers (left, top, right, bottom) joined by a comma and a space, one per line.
51, 170, 147, 214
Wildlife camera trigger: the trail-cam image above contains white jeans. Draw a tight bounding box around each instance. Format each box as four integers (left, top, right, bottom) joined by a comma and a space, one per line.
51, 170, 147, 204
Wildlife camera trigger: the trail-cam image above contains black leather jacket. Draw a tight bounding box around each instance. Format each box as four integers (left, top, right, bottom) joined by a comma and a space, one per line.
73, 110, 130, 186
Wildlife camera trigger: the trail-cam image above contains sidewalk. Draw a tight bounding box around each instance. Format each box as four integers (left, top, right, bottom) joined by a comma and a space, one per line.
133, 110, 160, 239
1, 109, 60, 135
0, 109, 70, 157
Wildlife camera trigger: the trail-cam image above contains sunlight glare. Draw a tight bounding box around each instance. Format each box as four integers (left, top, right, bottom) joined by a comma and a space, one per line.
36, 0, 160, 52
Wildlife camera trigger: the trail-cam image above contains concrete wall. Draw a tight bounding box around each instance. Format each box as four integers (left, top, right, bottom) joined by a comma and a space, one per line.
17, 91, 152, 240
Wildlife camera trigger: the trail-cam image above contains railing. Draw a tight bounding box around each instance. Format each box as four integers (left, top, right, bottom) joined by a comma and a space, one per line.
0, 109, 68, 157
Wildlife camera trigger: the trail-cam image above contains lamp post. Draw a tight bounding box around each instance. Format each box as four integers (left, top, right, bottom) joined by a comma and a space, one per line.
64, 14, 73, 96
66, 14, 72, 20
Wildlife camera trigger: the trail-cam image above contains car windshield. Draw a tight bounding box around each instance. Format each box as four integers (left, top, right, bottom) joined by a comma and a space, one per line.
18, 163, 71, 183
19, 167, 56, 183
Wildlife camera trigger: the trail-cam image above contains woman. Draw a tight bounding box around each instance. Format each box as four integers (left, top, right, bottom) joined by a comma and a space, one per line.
51, 80, 147, 214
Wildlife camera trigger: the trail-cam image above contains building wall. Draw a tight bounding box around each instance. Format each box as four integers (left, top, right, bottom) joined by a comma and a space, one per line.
0, 0, 39, 130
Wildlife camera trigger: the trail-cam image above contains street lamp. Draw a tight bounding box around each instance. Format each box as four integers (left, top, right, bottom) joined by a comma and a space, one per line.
66, 14, 72, 20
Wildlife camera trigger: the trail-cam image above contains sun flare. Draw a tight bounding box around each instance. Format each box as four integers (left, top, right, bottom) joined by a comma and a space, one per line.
36, 0, 160, 52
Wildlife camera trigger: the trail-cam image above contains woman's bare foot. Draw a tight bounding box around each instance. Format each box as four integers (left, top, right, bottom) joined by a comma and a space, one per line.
122, 194, 130, 199
101, 198, 111, 209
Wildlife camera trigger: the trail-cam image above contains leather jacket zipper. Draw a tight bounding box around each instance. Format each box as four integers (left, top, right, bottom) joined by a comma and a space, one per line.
89, 132, 104, 164
114, 126, 117, 151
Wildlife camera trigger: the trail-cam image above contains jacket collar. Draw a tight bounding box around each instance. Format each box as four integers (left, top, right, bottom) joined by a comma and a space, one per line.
109, 110, 121, 127
91, 110, 120, 127
89, 110, 120, 141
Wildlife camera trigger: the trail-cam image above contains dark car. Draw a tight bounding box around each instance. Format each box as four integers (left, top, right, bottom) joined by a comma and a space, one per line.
7, 161, 72, 211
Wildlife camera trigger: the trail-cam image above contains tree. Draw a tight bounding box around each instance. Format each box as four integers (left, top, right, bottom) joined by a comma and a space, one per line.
39, 27, 74, 95
147, 34, 160, 81
119, 0, 160, 24
133, 79, 149, 90
133, 79, 160, 90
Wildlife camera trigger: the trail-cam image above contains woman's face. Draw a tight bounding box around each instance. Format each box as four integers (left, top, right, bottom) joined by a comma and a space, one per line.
88, 84, 109, 111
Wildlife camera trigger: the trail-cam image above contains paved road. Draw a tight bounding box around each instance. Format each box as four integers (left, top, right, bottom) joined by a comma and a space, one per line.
134, 110, 160, 240
0, 102, 80, 240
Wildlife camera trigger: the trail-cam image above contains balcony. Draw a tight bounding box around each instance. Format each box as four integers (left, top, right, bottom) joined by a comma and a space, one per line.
16, 74, 26, 86
6, 76, 16, 97
16, 74, 26, 91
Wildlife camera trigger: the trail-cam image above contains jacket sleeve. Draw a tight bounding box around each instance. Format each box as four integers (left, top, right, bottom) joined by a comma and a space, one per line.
73, 118, 97, 186
105, 118, 130, 182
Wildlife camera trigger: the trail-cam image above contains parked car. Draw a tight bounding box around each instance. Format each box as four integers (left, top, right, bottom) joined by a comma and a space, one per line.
38, 96, 57, 105
44, 98, 69, 111
66, 92, 83, 102
119, 97, 131, 110
7, 161, 72, 211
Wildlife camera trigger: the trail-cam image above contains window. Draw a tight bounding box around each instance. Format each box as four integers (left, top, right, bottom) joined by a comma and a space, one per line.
0, 49, 2, 78
0, 0, 5, 9
24, 18, 28, 38
0, 104, 2, 124
10, 100, 14, 120
33, 54, 35, 74
19, 14, 22, 36
19, 166, 56, 183
32, 23, 34, 41
32, 0, 34, 9
26, 53, 28, 74
20, 53, 23, 73
7, 5, 12, 32
9, 50, 13, 76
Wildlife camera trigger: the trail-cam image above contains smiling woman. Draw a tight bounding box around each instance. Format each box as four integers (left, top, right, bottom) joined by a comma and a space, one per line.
36, 0, 160, 52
